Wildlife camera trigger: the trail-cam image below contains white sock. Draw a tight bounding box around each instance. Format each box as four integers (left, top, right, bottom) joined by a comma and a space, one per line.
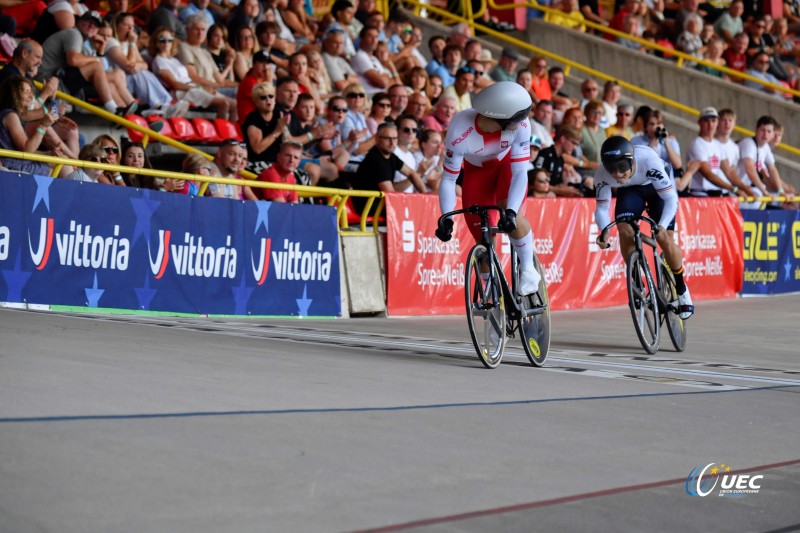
104, 101, 118, 113
510, 231, 534, 270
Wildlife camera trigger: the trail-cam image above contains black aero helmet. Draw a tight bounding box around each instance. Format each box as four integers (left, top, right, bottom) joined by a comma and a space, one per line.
601, 136, 634, 174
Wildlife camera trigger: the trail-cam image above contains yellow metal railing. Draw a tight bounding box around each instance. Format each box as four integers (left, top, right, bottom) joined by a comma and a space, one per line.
400, 0, 800, 159
485, 0, 800, 100
0, 149, 384, 235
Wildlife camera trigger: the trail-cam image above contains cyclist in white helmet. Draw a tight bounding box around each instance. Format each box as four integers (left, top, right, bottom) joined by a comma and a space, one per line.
434, 81, 541, 295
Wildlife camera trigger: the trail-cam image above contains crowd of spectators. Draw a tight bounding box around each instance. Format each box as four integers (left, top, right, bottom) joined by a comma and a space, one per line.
538, 0, 800, 101
0, 0, 794, 207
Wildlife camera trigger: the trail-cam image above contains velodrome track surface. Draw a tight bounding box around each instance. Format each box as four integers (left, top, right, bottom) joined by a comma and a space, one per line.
1, 295, 799, 532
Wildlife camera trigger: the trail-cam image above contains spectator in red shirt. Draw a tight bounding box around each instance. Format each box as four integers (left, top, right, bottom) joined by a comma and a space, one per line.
236, 49, 274, 126
722, 32, 749, 77
252, 141, 303, 203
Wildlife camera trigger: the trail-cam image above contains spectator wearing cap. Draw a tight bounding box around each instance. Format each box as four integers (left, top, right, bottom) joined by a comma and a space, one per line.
533, 125, 585, 197
442, 66, 475, 112
489, 47, 519, 82
322, 28, 358, 91
687, 106, 740, 196
429, 44, 463, 88
545, 0, 586, 31
237, 50, 274, 126
149, 0, 187, 41
350, 25, 395, 95
38, 12, 124, 115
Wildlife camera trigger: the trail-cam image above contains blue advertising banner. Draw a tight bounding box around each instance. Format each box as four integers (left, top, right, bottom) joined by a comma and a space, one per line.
741, 209, 800, 295
0, 172, 341, 316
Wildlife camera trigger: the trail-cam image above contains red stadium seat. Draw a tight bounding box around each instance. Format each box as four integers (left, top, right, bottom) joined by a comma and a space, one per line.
125, 114, 149, 143
192, 118, 223, 143
214, 119, 243, 142
147, 115, 175, 139
169, 117, 200, 142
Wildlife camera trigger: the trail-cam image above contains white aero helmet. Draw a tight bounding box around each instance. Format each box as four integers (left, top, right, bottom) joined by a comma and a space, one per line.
472, 80, 532, 129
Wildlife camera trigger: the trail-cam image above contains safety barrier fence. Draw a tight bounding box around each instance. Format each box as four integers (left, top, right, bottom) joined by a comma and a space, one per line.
399, 0, 800, 159
2, 170, 798, 317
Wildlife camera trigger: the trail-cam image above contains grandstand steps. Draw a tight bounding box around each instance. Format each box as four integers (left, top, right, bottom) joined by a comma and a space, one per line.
410, 13, 798, 186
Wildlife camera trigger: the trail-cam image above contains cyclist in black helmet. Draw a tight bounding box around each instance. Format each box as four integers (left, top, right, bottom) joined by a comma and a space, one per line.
595, 136, 694, 319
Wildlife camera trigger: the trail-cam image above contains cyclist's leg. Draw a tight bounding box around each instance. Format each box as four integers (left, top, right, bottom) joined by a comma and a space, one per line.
615, 186, 647, 261
496, 160, 539, 293
462, 164, 500, 273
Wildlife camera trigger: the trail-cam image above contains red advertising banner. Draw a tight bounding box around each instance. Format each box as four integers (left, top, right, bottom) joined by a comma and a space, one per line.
384, 194, 743, 316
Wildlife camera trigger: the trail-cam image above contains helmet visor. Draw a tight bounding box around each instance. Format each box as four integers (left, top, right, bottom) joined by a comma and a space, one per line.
604, 158, 632, 174
496, 105, 531, 129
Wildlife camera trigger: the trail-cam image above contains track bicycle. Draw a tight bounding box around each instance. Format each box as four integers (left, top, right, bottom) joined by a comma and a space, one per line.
438, 205, 551, 369
599, 215, 687, 354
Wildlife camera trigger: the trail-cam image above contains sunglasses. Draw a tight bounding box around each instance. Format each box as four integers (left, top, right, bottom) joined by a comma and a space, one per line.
536, 179, 549, 184
258, 94, 276, 100
88, 157, 107, 163
401, 126, 418, 134
376, 102, 391, 108
158, 37, 175, 43
347, 92, 366, 98
379, 136, 398, 141
102, 146, 120, 154
617, 112, 631, 116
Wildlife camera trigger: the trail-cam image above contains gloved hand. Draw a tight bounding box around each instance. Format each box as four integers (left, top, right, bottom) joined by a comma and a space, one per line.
498, 209, 517, 233
435, 218, 454, 242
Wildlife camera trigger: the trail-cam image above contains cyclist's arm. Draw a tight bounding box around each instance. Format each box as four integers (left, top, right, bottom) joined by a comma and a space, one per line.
508, 123, 532, 213
594, 179, 613, 232
439, 145, 464, 216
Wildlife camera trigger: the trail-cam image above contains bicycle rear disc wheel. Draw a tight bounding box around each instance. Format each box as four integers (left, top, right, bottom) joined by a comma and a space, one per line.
626, 250, 659, 354
465, 244, 506, 369
659, 258, 687, 352
519, 254, 550, 367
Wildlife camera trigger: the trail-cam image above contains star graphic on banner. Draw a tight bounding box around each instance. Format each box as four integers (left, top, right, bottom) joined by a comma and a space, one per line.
296, 284, 313, 317
785, 257, 793, 282
780, 221, 786, 236
129, 189, 161, 245
230, 272, 254, 314
1, 251, 32, 302
254, 202, 270, 234
31, 174, 54, 213
85, 273, 105, 308
134, 274, 157, 310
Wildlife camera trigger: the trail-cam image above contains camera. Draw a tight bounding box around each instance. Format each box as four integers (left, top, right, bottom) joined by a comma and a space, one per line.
655, 127, 668, 141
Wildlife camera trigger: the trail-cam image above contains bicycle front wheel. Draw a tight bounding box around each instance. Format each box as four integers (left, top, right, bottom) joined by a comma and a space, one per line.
465, 244, 507, 369
658, 257, 687, 352
519, 254, 550, 367
626, 250, 659, 354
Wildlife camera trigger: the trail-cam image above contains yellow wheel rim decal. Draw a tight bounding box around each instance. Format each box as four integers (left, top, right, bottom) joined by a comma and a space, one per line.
528, 338, 540, 357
